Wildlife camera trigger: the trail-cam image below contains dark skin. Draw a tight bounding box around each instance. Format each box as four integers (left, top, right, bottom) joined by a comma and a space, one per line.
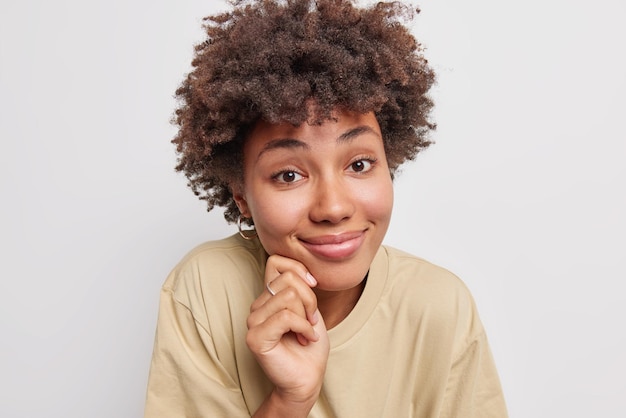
171, 1, 434, 415
314, 282, 365, 329
247, 255, 329, 418
235, 109, 394, 416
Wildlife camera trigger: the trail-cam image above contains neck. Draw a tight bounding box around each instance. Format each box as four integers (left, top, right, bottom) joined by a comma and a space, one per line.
314, 280, 366, 329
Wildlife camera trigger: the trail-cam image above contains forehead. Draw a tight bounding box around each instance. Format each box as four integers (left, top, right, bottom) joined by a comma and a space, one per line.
244, 110, 381, 155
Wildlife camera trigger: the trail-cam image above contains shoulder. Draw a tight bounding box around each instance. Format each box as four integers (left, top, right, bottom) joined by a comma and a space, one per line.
163, 234, 266, 305
380, 245, 482, 336
382, 245, 470, 296
176, 233, 264, 267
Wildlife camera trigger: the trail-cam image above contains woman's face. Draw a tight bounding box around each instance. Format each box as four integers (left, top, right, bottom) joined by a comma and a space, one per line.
234, 109, 394, 291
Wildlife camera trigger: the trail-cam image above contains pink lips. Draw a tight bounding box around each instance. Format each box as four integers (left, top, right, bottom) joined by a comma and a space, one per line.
299, 231, 366, 259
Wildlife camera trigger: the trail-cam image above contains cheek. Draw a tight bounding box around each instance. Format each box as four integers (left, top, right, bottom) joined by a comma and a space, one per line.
247, 190, 306, 237
358, 176, 394, 222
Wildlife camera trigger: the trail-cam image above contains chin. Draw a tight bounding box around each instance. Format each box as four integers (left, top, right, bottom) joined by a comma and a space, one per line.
309, 262, 370, 292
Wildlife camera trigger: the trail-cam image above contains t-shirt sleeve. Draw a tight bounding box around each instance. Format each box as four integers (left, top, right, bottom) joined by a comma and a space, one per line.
144, 286, 250, 418
438, 292, 508, 418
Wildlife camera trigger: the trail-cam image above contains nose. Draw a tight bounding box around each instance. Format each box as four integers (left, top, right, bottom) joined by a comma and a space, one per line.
308, 176, 355, 224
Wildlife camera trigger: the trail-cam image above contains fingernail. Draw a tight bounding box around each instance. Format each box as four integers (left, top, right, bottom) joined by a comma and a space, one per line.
305, 272, 317, 286
296, 333, 308, 346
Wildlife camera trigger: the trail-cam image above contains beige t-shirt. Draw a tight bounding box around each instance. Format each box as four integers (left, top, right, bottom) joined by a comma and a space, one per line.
144, 234, 507, 417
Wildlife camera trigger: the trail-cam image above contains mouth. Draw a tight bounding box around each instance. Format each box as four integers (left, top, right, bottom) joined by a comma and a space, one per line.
299, 230, 366, 260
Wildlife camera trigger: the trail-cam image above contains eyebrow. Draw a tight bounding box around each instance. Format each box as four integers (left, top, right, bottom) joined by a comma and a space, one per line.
260, 138, 310, 155
337, 126, 377, 143
257, 125, 379, 160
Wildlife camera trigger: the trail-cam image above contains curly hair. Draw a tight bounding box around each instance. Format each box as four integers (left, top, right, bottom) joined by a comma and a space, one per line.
172, 0, 436, 223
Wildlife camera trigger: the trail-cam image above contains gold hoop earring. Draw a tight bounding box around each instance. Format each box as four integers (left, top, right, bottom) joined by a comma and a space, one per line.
237, 215, 257, 240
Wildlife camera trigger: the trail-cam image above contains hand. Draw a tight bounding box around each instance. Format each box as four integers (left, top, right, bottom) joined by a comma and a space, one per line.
246, 254, 330, 408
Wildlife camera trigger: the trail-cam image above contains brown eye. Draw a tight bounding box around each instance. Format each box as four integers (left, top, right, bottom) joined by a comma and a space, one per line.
273, 170, 303, 183
352, 161, 365, 172
349, 159, 373, 173
281, 172, 297, 182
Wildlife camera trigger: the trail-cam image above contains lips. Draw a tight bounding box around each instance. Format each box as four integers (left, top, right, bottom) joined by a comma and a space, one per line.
299, 231, 366, 259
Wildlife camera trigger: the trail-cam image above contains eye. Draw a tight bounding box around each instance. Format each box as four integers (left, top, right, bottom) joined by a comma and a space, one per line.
349, 158, 375, 173
273, 170, 303, 183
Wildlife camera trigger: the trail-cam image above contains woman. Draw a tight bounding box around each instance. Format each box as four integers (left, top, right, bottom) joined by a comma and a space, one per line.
144, 1, 507, 417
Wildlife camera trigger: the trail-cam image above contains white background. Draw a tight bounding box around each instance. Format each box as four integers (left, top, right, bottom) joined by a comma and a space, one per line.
1, 0, 624, 417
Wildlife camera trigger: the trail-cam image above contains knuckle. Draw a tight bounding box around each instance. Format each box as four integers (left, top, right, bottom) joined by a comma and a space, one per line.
267, 254, 281, 262
282, 286, 299, 302
304, 291, 317, 308
245, 330, 259, 351
275, 309, 293, 323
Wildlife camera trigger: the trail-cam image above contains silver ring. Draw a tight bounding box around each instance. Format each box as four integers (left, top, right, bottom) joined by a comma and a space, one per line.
266, 281, 276, 296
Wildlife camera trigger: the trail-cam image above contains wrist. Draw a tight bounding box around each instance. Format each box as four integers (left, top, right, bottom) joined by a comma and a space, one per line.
253, 387, 319, 418
275, 385, 321, 408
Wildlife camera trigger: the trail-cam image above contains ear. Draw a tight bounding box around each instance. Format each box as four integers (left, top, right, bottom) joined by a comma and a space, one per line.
231, 184, 251, 218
